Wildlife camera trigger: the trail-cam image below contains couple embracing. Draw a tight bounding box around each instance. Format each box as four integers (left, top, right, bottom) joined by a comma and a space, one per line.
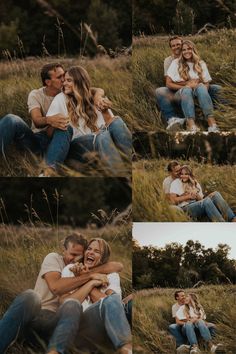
0, 63, 131, 176
0, 233, 132, 353
163, 160, 236, 222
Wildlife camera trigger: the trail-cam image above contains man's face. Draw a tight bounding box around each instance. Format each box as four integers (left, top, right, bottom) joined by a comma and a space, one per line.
63, 242, 85, 265
170, 39, 182, 58
47, 67, 65, 91
176, 291, 185, 305
171, 165, 181, 179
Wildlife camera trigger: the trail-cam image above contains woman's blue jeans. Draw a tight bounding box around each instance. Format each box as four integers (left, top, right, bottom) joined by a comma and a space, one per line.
182, 192, 236, 222
68, 117, 132, 172
174, 84, 214, 120
182, 320, 212, 346
76, 293, 132, 351
0, 114, 73, 169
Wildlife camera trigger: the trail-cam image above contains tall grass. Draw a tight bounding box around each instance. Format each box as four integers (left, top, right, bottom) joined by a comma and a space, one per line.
0, 55, 132, 176
133, 29, 236, 131
134, 286, 236, 353
133, 158, 236, 221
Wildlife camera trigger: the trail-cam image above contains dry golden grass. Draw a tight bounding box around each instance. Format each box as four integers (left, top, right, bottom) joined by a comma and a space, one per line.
134, 286, 236, 353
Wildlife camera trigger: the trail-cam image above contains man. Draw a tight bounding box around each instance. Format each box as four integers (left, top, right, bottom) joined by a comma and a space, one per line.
163, 160, 181, 202
156, 36, 222, 131
169, 290, 217, 354
0, 63, 72, 175
0, 233, 123, 353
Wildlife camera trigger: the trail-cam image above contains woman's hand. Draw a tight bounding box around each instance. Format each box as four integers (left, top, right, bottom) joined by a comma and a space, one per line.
186, 79, 199, 89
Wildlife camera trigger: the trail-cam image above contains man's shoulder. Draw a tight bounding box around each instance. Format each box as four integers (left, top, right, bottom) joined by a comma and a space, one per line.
28, 87, 45, 97
42, 252, 62, 263
172, 302, 180, 311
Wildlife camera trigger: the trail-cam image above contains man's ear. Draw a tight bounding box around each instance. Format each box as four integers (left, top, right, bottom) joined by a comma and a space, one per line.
45, 79, 51, 87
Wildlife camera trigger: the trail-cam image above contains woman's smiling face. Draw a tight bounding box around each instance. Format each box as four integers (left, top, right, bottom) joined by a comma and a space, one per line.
182, 44, 193, 61
180, 168, 190, 183
84, 240, 102, 268
63, 72, 74, 95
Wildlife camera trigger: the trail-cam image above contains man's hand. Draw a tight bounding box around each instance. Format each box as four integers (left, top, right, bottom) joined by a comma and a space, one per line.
90, 273, 109, 287
46, 114, 69, 130
186, 79, 200, 89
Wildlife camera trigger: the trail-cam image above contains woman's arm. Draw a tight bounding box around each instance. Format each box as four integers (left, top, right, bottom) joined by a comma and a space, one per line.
59, 279, 103, 304
170, 192, 193, 205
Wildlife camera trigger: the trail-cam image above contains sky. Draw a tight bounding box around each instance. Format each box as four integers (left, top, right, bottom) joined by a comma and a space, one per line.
133, 222, 236, 259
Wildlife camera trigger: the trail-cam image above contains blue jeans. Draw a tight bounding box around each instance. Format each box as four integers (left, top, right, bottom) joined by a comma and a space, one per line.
182, 192, 235, 222
182, 320, 212, 346
0, 290, 82, 354
175, 84, 214, 120
69, 117, 132, 172
0, 114, 73, 169
76, 294, 131, 351
169, 323, 187, 347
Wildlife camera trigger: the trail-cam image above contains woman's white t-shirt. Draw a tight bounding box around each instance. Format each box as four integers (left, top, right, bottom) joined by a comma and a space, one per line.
176, 305, 206, 320
167, 58, 212, 83
170, 178, 203, 207
46, 92, 106, 139
61, 264, 122, 311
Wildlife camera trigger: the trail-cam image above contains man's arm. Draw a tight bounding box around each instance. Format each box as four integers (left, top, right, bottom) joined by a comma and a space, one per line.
166, 77, 188, 91
44, 261, 123, 296
30, 108, 69, 130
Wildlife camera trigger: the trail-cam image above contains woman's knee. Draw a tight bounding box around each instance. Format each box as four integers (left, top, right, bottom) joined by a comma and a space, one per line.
180, 87, 193, 98
60, 298, 82, 315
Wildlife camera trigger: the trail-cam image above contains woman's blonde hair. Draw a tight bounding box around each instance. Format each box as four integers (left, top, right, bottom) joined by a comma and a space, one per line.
184, 293, 206, 319
178, 40, 204, 82
65, 66, 98, 132
87, 238, 111, 264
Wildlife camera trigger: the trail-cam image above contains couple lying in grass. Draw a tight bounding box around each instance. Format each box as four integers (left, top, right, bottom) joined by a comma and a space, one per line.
0, 233, 132, 353
0, 63, 132, 176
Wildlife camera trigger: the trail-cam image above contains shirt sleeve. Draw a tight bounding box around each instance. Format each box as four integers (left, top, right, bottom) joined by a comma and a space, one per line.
46, 93, 68, 117
163, 177, 170, 194
172, 304, 177, 318
166, 60, 178, 81
196, 182, 204, 198
61, 264, 75, 278
201, 61, 212, 83
27, 90, 41, 113
170, 179, 183, 195
176, 306, 186, 320
40, 253, 63, 278
106, 273, 122, 297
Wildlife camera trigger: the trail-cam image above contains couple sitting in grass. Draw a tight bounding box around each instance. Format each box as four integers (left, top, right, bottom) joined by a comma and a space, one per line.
156, 36, 223, 133
163, 160, 236, 222
169, 290, 224, 354
0, 233, 132, 354
0, 63, 131, 176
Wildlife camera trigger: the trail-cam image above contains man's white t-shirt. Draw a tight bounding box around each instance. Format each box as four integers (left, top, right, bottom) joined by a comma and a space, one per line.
176, 305, 206, 320
167, 59, 212, 83
164, 56, 174, 76
163, 175, 174, 194
172, 303, 180, 318
46, 92, 107, 139
61, 264, 121, 311
170, 179, 203, 207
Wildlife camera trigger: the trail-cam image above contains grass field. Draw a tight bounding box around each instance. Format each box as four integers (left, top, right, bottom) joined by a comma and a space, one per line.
0, 222, 132, 353
133, 286, 236, 353
133, 29, 236, 132
0, 54, 133, 176
133, 158, 236, 222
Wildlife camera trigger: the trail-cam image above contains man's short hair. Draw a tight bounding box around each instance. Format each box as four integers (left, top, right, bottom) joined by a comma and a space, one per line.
169, 36, 183, 47
174, 290, 185, 300
167, 160, 179, 172
41, 63, 64, 86
63, 232, 88, 250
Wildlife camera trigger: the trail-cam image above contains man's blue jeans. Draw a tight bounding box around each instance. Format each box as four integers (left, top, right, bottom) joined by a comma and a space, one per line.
182, 192, 236, 222
69, 117, 132, 172
76, 294, 132, 351
0, 290, 82, 354
0, 114, 73, 169
169, 323, 187, 347
182, 320, 212, 346
156, 84, 222, 122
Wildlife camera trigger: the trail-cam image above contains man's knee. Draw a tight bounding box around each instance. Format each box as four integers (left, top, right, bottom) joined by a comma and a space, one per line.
169, 323, 180, 334
59, 298, 82, 316
20, 289, 41, 313
1, 114, 25, 126
156, 87, 170, 97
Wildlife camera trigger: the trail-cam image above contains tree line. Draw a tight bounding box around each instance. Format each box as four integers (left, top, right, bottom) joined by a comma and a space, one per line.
133, 239, 236, 289
133, 0, 236, 35
0, 178, 131, 226
0, 0, 131, 58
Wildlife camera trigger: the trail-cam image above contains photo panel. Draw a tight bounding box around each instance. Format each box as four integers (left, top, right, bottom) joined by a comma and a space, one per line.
0, 177, 132, 353
133, 222, 236, 353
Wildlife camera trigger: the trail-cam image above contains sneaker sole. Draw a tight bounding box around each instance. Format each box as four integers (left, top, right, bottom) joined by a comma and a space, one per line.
167, 123, 184, 132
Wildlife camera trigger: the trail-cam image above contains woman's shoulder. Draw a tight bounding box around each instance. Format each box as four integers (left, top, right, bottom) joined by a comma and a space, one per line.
53, 91, 66, 101
171, 178, 182, 186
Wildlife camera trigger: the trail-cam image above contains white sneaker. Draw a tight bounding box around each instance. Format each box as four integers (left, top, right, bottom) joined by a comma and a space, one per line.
176, 344, 190, 353
187, 124, 200, 133
208, 125, 220, 133
167, 117, 186, 131
190, 347, 201, 354
210, 343, 225, 353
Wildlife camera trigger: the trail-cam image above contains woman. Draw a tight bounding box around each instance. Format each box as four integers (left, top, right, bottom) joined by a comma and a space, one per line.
170, 165, 236, 222
55, 238, 132, 354
176, 293, 222, 353
166, 40, 219, 133
45, 66, 131, 175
